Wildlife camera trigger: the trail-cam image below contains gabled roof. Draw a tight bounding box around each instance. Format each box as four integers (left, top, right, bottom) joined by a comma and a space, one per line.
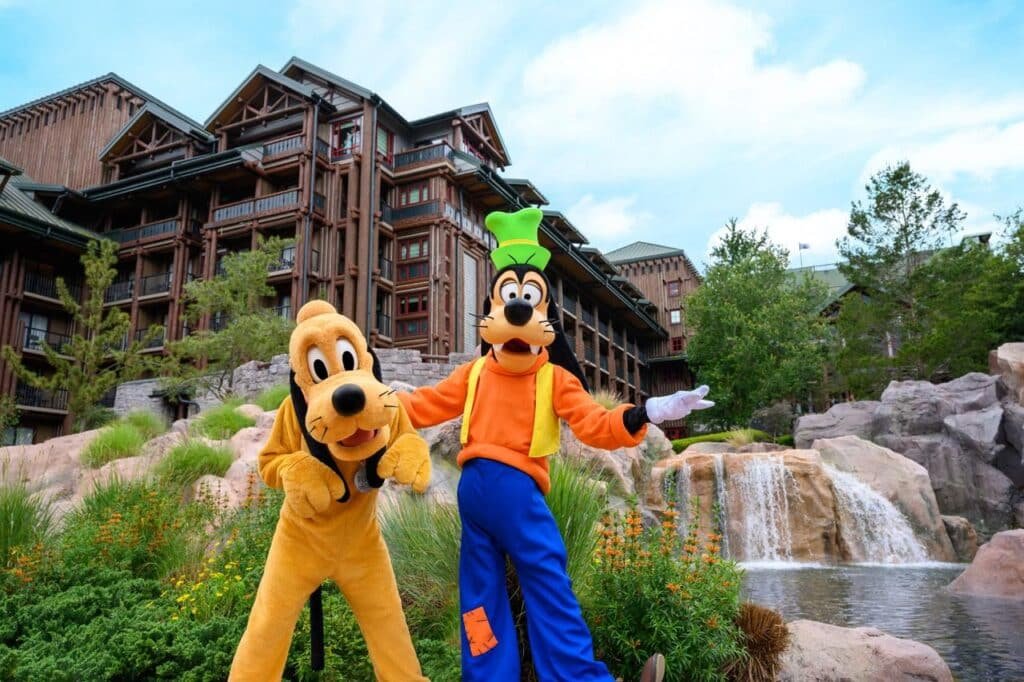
506, 178, 549, 206
605, 240, 688, 264
0, 157, 23, 177
0, 72, 206, 133
411, 102, 511, 165
580, 246, 620, 275
279, 56, 374, 101
101, 102, 215, 161
787, 264, 855, 313
205, 65, 330, 130
0, 164, 98, 246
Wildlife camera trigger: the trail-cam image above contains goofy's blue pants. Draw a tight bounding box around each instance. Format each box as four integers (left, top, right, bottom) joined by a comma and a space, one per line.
457, 458, 614, 682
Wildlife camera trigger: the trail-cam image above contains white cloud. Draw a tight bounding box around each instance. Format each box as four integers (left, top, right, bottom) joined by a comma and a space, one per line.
565, 194, 653, 249
704, 202, 849, 268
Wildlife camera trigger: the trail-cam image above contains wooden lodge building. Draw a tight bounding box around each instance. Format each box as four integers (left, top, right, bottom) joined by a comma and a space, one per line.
0, 58, 683, 443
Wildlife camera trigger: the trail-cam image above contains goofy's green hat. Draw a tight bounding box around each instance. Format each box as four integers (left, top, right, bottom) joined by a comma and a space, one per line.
485, 207, 551, 271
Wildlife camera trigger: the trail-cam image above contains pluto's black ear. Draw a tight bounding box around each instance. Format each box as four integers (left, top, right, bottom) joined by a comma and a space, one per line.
289, 370, 350, 503
479, 297, 493, 356
367, 347, 383, 382
544, 298, 589, 392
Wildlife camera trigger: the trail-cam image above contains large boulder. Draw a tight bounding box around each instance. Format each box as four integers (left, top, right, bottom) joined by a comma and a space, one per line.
942, 515, 978, 562
875, 380, 956, 437
794, 401, 879, 448
992, 342, 1024, 404
947, 529, 1024, 599
814, 436, 956, 561
938, 372, 1001, 412
1002, 403, 1024, 457
0, 429, 100, 499
942, 405, 1004, 463
778, 619, 953, 682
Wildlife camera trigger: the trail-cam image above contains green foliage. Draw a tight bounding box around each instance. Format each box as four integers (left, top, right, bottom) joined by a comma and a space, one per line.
0, 485, 51, 568
163, 237, 295, 399
749, 402, 795, 438
253, 384, 290, 412
122, 410, 167, 441
546, 458, 606, 589
587, 502, 745, 681
414, 637, 462, 682
774, 435, 795, 447
687, 220, 826, 428
156, 441, 234, 488
0, 395, 18, 437
286, 585, 375, 681
75, 405, 117, 432
80, 422, 146, 468
0, 239, 162, 432
671, 429, 770, 453
194, 402, 255, 439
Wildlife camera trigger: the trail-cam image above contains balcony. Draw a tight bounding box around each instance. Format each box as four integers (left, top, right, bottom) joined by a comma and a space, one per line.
135, 328, 165, 350
443, 203, 485, 240
380, 203, 394, 225
272, 304, 292, 319
313, 192, 327, 214
376, 312, 392, 337
393, 142, 456, 170
15, 384, 68, 412
212, 189, 300, 223
22, 326, 72, 355
107, 218, 179, 244
268, 246, 296, 273
391, 200, 441, 223
24, 270, 81, 302
139, 271, 172, 297
104, 279, 134, 304
263, 134, 305, 158
378, 256, 394, 281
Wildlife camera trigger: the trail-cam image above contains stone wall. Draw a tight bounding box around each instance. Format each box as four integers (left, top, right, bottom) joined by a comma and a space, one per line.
113, 348, 479, 420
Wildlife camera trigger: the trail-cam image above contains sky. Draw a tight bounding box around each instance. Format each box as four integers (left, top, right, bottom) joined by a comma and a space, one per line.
2, 0, 1024, 271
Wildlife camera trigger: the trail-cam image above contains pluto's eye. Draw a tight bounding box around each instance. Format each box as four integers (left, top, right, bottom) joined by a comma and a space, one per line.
307, 347, 330, 383
336, 338, 357, 372
500, 281, 519, 303
521, 283, 543, 307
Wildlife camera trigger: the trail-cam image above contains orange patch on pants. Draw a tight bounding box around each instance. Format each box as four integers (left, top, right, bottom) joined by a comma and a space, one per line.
462, 606, 499, 657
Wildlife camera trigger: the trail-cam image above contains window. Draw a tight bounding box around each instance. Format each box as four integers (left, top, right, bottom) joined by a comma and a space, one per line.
377, 126, 393, 160
671, 336, 684, 352
331, 119, 361, 157
1, 426, 34, 446
669, 309, 681, 325
399, 235, 429, 260
399, 293, 428, 316
398, 262, 430, 281
667, 281, 681, 297
399, 182, 430, 206
397, 318, 429, 338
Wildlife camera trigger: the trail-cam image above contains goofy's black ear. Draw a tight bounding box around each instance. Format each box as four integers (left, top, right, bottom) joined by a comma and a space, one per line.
544, 298, 589, 392
367, 347, 383, 382
289, 370, 350, 503
479, 297, 493, 357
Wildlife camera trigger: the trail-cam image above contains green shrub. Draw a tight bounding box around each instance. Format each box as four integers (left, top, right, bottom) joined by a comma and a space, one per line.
80, 422, 146, 468
286, 584, 375, 681
671, 429, 770, 453
156, 441, 234, 488
0, 484, 51, 568
253, 384, 289, 412
586, 501, 746, 681
415, 637, 461, 681
194, 402, 255, 439
121, 410, 167, 441
774, 434, 795, 447
75, 404, 117, 432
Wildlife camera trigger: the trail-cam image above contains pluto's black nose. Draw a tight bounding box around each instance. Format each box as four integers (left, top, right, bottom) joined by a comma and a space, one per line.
504, 299, 533, 326
332, 384, 366, 416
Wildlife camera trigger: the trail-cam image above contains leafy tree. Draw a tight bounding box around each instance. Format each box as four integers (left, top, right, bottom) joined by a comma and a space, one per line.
686, 220, 826, 429
1, 239, 161, 431
162, 237, 295, 399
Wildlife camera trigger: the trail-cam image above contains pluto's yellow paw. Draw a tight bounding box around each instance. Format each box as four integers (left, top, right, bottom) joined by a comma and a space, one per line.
377, 433, 432, 494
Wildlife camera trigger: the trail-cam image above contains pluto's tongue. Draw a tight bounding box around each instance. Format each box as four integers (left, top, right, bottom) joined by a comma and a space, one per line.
341, 428, 376, 447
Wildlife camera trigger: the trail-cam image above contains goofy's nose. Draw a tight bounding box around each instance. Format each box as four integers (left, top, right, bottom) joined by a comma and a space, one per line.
332, 383, 366, 416
504, 299, 533, 326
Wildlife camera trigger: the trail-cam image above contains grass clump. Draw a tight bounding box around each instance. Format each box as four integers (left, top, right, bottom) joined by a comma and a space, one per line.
726, 602, 790, 681
253, 384, 289, 412
590, 389, 623, 410
80, 422, 146, 468
672, 429, 771, 453
0, 484, 52, 567
121, 410, 167, 441
194, 400, 254, 439
155, 441, 234, 488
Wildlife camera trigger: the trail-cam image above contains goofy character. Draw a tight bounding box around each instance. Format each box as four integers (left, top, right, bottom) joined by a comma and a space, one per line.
398, 208, 713, 682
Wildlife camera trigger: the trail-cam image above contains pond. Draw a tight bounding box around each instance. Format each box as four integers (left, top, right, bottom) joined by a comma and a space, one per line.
742, 563, 1024, 680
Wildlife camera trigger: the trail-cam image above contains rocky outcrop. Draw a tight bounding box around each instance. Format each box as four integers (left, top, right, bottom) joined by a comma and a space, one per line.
814, 436, 956, 562
942, 515, 978, 562
778, 619, 953, 682
794, 401, 879, 449
992, 342, 1024, 404
947, 529, 1024, 599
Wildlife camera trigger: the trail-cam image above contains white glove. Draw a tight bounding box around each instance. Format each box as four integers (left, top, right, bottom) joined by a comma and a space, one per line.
644, 385, 714, 424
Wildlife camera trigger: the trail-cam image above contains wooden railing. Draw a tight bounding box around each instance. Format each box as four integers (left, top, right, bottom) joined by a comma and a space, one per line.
135, 328, 165, 350
15, 383, 69, 411
139, 271, 172, 296
104, 279, 134, 303
212, 189, 300, 222
23, 269, 81, 301
263, 135, 305, 158
393, 142, 456, 169
107, 218, 179, 244
22, 326, 73, 354
391, 200, 441, 222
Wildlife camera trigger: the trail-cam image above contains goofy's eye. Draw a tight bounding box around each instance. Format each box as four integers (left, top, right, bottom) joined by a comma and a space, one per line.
307, 347, 330, 383
336, 338, 357, 372
500, 282, 519, 303
521, 283, 543, 307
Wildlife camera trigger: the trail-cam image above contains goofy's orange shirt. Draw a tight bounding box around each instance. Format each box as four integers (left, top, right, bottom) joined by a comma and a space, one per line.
398, 350, 647, 494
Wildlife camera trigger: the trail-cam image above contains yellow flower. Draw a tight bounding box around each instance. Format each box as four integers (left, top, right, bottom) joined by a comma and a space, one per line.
176, 594, 191, 603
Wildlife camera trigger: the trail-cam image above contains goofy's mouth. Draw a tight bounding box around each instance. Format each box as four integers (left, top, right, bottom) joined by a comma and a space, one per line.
338, 428, 379, 447
493, 338, 541, 355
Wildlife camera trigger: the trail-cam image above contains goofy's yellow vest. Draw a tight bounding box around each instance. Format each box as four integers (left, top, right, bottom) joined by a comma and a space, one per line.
459, 357, 560, 458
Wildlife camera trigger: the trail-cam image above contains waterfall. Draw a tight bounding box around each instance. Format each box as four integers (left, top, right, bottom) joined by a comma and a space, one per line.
828, 466, 928, 563
670, 462, 693, 530
712, 454, 732, 558
735, 456, 794, 562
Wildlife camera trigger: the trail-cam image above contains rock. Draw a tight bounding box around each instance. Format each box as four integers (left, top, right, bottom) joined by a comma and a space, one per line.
938, 372, 1001, 412
794, 401, 880, 448
141, 431, 186, 460
814, 436, 956, 562
942, 405, 1004, 463
680, 441, 734, 454
1002, 403, 1024, 454
992, 342, 1024, 404
942, 515, 978, 562
560, 428, 641, 497
875, 380, 956, 437
0, 429, 99, 498
228, 426, 269, 467
1015, 501, 1024, 527
255, 409, 277, 430
235, 403, 264, 422
778, 619, 953, 682
947, 529, 1024, 599
170, 418, 192, 435
189, 474, 242, 509
420, 420, 462, 466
